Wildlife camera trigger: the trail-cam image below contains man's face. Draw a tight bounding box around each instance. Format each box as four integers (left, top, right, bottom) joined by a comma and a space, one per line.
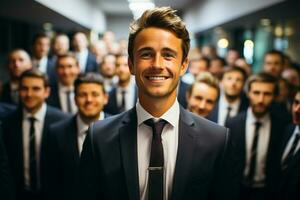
263, 54, 283, 77
248, 82, 275, 118
53, 35, 69, 56
189, 59, 208, 76
292, 92, 300, 125
75, 83, 108, 119
73, 33, 88, 52
221, 71, 245, 98
56, 57, 80, 86
187, 82, 218, 117
9, 50, 32, 78
34, 37, 50, 59
129, 27, 188, 101
101, 55, 116, 78
19, 77, 50, 114
116, 55, 131, 84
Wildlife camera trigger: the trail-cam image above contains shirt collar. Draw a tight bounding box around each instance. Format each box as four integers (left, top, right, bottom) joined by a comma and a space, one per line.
136, 99, 180, 128
220, 92, 241, 110
76, 111, 105, 136
247, 107, 270, 125
58, 82, 74, 92
23, 103, 47, 121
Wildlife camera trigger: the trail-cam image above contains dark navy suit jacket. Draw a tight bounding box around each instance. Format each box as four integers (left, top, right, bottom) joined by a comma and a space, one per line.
44, 113, 110, 200
79, 106, 239, 200
226, 111, 285, 199
1, 105, 69, 200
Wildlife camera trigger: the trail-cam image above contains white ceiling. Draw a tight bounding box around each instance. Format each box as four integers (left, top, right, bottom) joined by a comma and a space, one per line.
91, 0, 196, 16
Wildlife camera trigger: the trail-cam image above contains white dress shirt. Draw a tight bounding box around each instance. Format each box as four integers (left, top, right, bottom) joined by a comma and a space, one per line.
116, 79, 136, 111
244, 107, 271, 187
58, 83, 77, 114
32, 56, 48, 73
282, 126, 300, 162
217, 92, 241, 126
22, 103, 47, 189
136, 100, 179, 200
75, 49, 88, 72
76, 112, 105, 155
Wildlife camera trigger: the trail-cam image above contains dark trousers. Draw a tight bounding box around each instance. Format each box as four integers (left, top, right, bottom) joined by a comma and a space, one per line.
239, 185, 266, 200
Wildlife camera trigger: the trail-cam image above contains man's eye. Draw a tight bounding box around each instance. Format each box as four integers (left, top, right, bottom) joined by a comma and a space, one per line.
163, 53, 175, 59
140, 52, 152, 58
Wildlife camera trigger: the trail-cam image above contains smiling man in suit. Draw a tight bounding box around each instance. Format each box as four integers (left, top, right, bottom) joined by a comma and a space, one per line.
44, 73, 109, 200
1, 69, 69, 200
79, 7, 236, 200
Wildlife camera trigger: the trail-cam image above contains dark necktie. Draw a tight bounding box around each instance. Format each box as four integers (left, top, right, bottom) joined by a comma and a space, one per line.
120, 90, 126, 112
282, 133, 300, 169
144, 119, 167, 200
66, 90, 72, 113
28, 117, 37, 191
245, 121, 262, 185
224, 106, 232, 125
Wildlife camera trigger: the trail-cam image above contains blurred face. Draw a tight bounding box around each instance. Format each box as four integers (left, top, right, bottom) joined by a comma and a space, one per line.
248, 82, 275, 118
292, 92, 300, 125
75, 83, 108, 120
19, 77, 50, 114
53, 35, 69, 56
9, 50, 32, 78
263, 54, 283, 77
282, 68, 300, 87
34, 37, 50, 59
189, 59, 208, 76
116, 55, 131, 85
56, 57, 80, 86
128, 27, 188, 103
187, 82, 218, 117
226, 50, 239, 66
209, 59, 224, 79
101, 55, 116, 78
221, 71, 245, 99
73, 33, 88, 52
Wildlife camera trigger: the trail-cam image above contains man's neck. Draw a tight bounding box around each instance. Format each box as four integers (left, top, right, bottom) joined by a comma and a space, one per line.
139, 93, 176, 118
79, 113, 100, 125
225, 94, 240, 104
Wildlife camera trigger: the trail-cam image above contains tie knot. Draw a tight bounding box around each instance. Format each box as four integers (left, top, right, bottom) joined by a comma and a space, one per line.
28, 117, 36, 123
227, 106, 232, 111
255, 121, 262, 129
144, 119, 167, 138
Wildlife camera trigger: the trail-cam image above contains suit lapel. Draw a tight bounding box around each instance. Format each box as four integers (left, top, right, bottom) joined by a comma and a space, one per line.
119, 108, 139, 200
67, 117, 80, 163
171, 108, 196, 200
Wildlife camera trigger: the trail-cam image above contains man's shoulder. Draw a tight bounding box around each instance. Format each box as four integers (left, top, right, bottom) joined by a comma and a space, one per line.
181, 109, 228, 140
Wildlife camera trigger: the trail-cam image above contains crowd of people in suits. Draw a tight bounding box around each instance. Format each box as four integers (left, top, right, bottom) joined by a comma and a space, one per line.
0, 6, 300, 200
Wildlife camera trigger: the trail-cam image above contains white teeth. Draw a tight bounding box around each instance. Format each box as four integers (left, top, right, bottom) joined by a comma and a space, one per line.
148, 76, 166, 80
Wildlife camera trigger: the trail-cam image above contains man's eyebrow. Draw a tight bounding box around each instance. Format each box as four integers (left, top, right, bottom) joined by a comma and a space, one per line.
137, 47, 153, 53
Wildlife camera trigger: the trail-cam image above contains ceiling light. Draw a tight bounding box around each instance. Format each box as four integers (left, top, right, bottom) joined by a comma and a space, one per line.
128, 0, 155, 19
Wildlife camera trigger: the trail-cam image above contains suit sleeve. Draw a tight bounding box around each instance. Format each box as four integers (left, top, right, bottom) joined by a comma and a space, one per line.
43, 126, 63, 200
0, 124, 16, 200
210, 128, 241, 200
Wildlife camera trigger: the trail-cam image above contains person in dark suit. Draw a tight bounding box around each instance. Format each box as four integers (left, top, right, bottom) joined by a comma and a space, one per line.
72, 31, 98, 73
226, 72, 285, 200
31, 33, 56, 82
208, 66, 248, 126
44, 73, 109, 200
47, 53, 80, 114
277, 88, 300, 200
0, 123, 15, 200
1, 69, 69, 200
79, 7, 237, 200
0, 49, 32, 105
104, 54, 137, 115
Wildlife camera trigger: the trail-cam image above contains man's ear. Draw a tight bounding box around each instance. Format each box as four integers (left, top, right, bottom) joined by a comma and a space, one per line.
180, 57, 189, 76
128, 58, 135, 75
